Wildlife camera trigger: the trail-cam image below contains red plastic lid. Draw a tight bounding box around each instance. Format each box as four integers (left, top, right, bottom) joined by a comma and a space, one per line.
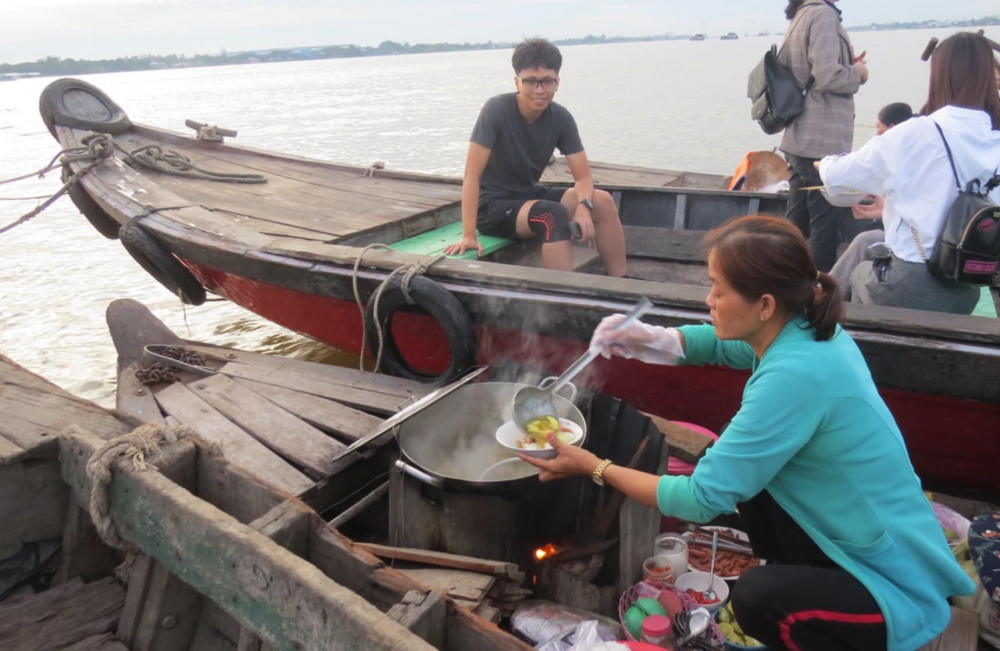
641, 614, 672, 637
666, 422, 719, 476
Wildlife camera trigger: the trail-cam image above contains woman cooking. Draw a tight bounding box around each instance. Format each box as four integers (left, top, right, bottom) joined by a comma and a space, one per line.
518, 215, 973, 651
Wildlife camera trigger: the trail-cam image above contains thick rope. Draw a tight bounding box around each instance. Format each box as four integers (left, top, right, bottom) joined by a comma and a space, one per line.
0, 134, 114, 235
117, 144, 266, 184
83, 422, 200, 550
352, 244, 446, 373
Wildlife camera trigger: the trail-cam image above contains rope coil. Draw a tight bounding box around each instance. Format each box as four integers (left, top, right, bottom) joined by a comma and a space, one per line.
352, 244, 446, 373
81, 422, 201, 550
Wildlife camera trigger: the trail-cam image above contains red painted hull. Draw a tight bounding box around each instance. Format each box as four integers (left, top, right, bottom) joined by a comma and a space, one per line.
191, 264, 1000, 496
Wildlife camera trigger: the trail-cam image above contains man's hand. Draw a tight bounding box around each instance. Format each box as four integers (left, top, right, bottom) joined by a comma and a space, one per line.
518, 433, 602, 482
573, 205, 596, 242
443, 236, 483, 257
853, 50, 868, 65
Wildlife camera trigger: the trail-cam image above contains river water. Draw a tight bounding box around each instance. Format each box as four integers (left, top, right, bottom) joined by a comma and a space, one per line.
1, 28, 995, 405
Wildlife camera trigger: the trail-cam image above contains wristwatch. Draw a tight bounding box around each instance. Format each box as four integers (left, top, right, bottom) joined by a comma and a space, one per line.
592, 459, 614, 486
579, 197, 594, 211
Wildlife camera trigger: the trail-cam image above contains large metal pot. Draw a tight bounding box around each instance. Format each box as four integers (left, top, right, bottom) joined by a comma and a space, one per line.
395, 381, 585, 494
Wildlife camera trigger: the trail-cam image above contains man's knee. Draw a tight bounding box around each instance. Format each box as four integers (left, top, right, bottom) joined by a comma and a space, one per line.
527, 201, 572, 243
593, 190, 619, 221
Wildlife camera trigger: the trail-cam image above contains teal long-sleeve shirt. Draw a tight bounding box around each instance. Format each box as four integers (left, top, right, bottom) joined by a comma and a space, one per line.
659, 317, 974, 651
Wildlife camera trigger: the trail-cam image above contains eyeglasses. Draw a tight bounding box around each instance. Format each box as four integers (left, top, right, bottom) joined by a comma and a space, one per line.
519, 77, 558, 90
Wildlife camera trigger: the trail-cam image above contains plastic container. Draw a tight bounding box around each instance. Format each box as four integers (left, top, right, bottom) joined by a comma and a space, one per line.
652, 534, 689, 580
640, 614, 672, 646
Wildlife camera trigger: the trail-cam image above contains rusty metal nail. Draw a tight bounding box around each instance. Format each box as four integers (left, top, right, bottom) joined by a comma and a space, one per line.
134, 388, 147, 396
226, 353, 237, 359
162, 615, 177, 629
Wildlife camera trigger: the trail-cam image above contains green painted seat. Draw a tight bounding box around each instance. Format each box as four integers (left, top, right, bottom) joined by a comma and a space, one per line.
971, 287, 998, 318
390, 221, 512, 260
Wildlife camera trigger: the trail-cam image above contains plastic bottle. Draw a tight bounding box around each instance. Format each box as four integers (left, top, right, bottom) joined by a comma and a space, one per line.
639, 614, 673, 648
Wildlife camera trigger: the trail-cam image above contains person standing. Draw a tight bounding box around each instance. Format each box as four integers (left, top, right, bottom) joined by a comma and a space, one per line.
779, 0, 869, 272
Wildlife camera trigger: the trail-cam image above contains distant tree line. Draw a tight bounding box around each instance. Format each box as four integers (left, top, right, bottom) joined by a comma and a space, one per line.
0, 34, 682, 77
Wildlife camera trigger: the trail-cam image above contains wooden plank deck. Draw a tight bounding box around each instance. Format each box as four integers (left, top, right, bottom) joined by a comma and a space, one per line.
0, 577, 126, 651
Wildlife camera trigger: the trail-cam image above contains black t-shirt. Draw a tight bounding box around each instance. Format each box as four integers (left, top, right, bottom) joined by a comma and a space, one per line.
470, 93, 584, 207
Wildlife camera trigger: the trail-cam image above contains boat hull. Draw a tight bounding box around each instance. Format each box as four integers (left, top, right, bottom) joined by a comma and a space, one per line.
189, 262, 1000, 499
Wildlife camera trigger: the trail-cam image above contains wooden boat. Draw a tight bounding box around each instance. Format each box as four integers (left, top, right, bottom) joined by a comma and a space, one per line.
40, 78, 1000, 500
0, 303, 984, 650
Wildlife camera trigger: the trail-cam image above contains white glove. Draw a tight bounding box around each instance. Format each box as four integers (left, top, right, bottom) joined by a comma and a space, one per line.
589, 314, 685, 366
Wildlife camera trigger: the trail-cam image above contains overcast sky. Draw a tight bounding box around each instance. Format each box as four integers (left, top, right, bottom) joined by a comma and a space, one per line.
2, 0, 997, 64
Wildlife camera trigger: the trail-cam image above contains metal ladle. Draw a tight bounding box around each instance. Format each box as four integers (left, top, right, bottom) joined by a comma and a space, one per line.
511, 297, 652, 434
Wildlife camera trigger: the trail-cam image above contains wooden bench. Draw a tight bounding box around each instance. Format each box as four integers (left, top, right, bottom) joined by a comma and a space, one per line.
390, 221, 512, 260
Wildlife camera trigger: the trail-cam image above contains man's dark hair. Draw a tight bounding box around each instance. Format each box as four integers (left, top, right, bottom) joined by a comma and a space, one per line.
878, 103, 913, 128
512, 38, 562, 74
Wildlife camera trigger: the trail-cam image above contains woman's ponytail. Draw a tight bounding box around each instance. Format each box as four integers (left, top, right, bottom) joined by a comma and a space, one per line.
785, 0, 805, 20
807, 272, 845, 341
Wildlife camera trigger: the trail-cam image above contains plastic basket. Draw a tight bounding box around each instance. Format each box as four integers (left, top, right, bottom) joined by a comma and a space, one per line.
618, 580, 726, 644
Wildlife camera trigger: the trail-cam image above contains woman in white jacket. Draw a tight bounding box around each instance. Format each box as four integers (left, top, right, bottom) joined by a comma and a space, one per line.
819, 32, 1000, 314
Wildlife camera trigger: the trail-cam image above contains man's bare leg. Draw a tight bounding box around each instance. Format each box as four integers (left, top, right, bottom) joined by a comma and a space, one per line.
560, 189, 628, 277
515, 200, 573, 271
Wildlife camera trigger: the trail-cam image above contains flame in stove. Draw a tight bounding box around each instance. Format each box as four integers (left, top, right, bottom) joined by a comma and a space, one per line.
534, 543, 558, 561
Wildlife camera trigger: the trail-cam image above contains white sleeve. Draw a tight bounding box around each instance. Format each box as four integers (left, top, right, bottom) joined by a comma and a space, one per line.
818, 121, 913, 196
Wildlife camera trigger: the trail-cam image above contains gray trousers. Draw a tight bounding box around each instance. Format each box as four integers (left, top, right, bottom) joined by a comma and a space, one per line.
850, 257, 981, 315
831, 230, 885, 301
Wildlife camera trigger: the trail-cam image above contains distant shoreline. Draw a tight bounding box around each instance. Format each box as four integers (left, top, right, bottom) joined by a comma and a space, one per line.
3, 17, 997, 78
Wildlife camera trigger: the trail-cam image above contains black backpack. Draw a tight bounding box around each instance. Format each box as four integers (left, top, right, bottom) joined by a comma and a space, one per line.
747, 47, 814, 135
918, 123, 1000, 285
747, 11, 814, 135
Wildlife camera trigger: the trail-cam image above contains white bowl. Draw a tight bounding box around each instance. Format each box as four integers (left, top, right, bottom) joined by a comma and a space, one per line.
674, 570, 730, 616
819, 188, 868, 208
495, 418, 584, 459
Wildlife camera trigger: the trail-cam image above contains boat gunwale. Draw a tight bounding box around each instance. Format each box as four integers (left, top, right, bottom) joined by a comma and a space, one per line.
56, 123, 1000, 348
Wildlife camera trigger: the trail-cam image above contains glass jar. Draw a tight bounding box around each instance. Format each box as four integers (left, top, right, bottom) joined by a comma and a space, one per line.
642, 556, 675, 587
640, 614, 673, 647
653, 534, 689, 580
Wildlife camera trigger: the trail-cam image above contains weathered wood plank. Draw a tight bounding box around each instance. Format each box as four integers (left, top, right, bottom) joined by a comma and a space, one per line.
0, 577, 125, 651
234, 378, 383, 442
155, 381, 313, 494
387, 590, 447, 649
398, 568, 496, 604
0, 459, 69, 559
61, 633, 131, 651
309, 526, 532, 651
0, 355, 134, 460
52, 504, 118, 585
59, 428, 434, 651
195, 450, 289, 525
186, 374, 344, 477
357, 544, 520, 580
218, 362, 410, 416
121, 556, 204, 651
117, 363, 167, 426
0, 433, 27, 465
185, 346, 430, 403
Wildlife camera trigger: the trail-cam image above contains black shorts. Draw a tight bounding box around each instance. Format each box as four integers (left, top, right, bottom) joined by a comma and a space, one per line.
477, 186, 567, 239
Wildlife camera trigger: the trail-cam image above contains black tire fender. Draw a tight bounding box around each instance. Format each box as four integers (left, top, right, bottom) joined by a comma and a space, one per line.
40, 78, 131, 138
61, 166, 120, 239
364, 276, 477, 384
119, 218, 206, 306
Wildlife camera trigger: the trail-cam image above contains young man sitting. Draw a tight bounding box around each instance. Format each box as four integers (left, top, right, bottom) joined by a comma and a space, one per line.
444, 38, 627, 276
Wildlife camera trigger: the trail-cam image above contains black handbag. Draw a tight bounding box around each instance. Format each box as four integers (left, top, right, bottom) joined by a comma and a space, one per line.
747, 16, 814, 135
913, 123, 1000, 285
